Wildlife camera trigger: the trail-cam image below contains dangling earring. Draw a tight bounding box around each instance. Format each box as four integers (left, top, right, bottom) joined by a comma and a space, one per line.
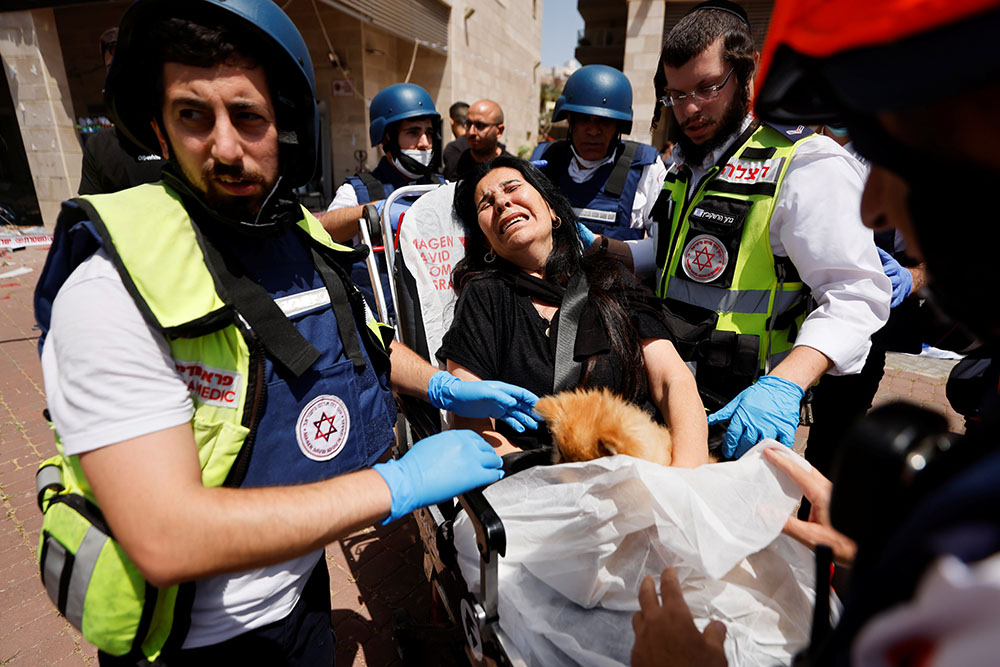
484, 248, 496, 263
552, 216, 562, 229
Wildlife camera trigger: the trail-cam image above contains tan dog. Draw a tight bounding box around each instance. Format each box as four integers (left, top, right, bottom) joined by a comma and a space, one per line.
534, 388, 672, 466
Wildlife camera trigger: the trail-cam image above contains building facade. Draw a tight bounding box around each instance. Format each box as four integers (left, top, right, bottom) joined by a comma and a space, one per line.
0, 0, 543, 228
575, 0, 774, 151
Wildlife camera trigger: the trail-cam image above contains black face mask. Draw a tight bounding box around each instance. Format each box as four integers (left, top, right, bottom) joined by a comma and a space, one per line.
849, 115, 1000, 345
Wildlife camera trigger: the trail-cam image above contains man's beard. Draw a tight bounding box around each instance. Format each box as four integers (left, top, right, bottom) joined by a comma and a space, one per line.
193, 161, 269, 221
676, 88, 749, 167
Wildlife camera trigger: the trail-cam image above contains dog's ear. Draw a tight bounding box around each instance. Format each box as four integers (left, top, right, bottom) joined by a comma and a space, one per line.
597, 439, 619, 457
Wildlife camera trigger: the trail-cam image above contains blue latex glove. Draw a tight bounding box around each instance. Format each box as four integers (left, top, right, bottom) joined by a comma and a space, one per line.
529, 159, 549, 169
576, 221, 596, 247
426, 370, 540, 432
877, 247, 913, 308
374, 430, 504, 523
707, 375, 804, 459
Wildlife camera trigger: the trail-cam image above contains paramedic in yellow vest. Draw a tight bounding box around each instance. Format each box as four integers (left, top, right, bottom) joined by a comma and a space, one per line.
644, 0, 890, 460
34, 1, 539, 664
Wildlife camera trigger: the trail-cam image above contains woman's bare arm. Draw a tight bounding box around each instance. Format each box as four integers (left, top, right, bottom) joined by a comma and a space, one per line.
643, 338, 709, 467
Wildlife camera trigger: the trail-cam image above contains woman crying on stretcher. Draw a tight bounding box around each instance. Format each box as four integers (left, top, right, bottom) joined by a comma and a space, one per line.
437, 156, 708, 467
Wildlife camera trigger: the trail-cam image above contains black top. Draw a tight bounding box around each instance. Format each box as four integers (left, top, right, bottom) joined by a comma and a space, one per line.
442, 135, 469, 181
78, 128, 165, 195
437, 265, 672, 448
454, 145, 515, 182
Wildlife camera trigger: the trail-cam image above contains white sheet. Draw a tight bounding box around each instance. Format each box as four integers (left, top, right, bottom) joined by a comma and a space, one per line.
453, 443, 837, 666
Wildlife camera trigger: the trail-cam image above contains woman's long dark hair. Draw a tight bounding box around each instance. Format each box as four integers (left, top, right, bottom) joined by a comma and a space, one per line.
452, 156, 646, 400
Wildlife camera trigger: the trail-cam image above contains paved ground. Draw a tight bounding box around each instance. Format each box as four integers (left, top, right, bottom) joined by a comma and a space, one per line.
0, 244, 966, 666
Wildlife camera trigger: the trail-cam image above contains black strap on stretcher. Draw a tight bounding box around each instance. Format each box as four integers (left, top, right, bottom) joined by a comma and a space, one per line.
552, 271, 590, 393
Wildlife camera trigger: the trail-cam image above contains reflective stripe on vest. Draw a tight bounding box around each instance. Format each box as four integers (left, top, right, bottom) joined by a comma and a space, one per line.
62, 524, 107, 628
573, 207, 617, 224
664, 279, 803, 315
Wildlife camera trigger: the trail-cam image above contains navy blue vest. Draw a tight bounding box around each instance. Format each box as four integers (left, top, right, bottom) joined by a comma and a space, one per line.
227, 228, 397, 487
535, 140, 659, 241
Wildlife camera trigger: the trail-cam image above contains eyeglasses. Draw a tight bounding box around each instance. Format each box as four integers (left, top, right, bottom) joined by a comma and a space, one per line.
463, 119, 500, 132
659, 68, 735, 108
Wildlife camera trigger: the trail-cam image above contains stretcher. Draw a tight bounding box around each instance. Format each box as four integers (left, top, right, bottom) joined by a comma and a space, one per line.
354, 183, 836, 666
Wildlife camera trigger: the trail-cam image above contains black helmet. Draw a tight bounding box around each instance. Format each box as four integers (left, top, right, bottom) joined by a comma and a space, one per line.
105, 0, 318, 189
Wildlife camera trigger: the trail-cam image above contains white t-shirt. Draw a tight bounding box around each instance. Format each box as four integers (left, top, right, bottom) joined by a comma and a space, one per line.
629, 116, 891, 376
41, 249, 321, 648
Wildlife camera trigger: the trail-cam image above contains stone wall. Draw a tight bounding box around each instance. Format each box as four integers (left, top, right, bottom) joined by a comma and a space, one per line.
0, 10, 81, 229
0, 0, 542, 225
622, 0, 665, 148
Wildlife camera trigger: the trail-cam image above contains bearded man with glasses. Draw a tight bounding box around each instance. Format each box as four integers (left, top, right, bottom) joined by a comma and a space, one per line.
641, 0, 891, 462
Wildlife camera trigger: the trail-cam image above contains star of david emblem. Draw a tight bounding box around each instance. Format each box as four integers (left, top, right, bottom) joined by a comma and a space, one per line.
313, 412, 338, 441
692, 246, 715, 271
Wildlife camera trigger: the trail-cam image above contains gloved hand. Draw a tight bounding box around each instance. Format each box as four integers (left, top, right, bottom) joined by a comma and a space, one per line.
707, 375, 804, 459
374, 430, 504, 523
577, 222, 596, 247
427, 371, 540, 432
529, 159, 549, 169
877, 247, 913, 308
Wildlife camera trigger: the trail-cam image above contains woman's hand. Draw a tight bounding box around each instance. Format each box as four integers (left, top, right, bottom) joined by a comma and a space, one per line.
763, 446, 857, 566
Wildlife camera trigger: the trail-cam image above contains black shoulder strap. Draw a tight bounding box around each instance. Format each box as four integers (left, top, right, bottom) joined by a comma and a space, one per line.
651, 189, 676, 270
307, 242, 368, 371
604, 141, 640, 198
357, 172, 387, 203
553, 271, 590, 393
195, 228, 321, 378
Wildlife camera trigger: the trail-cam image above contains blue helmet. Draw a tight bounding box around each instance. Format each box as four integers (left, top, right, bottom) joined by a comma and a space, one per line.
368, 83, 441, 147
105, 0, 319, 188
553, 65, 634, 134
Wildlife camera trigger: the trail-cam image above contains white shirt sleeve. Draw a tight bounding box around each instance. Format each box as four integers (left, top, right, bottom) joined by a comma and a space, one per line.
632, 157, 668, 231
326, 181, 360, 211
622, 159, 668, 277
769, 135, 892, 374
41, 249, 194, 456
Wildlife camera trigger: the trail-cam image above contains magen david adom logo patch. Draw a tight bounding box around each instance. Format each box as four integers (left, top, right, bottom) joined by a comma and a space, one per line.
681, 234, 728, 283
296, 395, 351, 461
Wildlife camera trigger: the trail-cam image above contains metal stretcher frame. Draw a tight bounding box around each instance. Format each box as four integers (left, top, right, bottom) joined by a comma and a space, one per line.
356, 184, 530, 666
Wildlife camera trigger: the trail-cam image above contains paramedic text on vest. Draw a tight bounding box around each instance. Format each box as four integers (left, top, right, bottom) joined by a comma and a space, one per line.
632, 1, 1000, 665
649, 0, 890, 460
33, 1, 539, 662
533, 64, 666, 265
